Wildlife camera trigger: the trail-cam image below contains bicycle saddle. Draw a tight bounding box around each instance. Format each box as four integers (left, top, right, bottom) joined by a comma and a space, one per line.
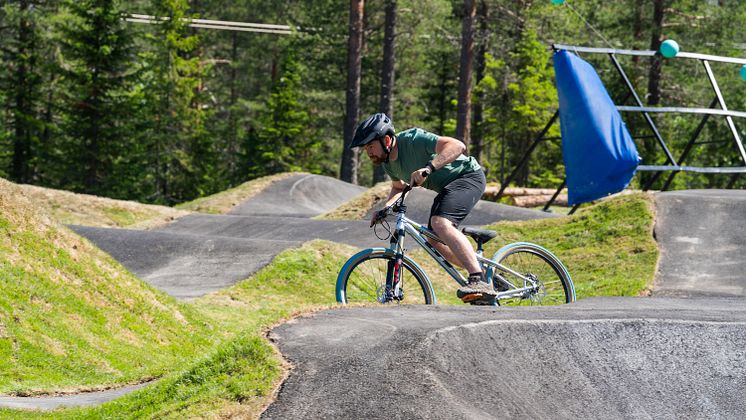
461, 227, 497, 244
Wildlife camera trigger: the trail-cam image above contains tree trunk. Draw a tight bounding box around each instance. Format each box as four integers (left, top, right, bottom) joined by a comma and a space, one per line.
645, 0, 666, 180
228, 31, 239, 183
437, 64, 448, 135
647, 0, 665, 108
631, 0, 644, 66
11, 0, 33, 184
374, 0, 396, 183
471, 0, 488, 163
340, 0, 364, 184
455, 0, 476, 149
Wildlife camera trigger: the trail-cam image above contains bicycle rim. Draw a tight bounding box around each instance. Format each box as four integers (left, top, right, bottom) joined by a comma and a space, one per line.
495, 245, 574, 306
342, 254, 432, 304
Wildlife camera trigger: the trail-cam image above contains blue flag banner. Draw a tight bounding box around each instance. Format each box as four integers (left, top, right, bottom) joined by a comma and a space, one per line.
553, 50, 640, 205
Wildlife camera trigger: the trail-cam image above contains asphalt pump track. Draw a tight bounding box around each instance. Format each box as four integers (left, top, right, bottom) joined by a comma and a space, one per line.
4, 176, 746, 416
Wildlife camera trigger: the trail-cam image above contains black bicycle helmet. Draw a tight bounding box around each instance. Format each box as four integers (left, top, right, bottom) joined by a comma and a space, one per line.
349, 113, 395, 150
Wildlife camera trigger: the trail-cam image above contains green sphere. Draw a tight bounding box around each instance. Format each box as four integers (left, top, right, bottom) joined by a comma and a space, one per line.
660, 40, 679, 58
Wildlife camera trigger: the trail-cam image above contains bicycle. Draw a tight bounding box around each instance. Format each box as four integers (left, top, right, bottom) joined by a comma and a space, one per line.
335, 184, 576, 306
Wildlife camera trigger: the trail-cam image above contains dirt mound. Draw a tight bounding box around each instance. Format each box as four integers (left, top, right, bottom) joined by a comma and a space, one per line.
0, 178, 207, 395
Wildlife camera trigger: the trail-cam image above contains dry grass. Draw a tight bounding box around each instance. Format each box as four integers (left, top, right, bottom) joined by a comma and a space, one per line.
176, 172, 299, 214
315, 181, 391, 221
17, 183, 189, 229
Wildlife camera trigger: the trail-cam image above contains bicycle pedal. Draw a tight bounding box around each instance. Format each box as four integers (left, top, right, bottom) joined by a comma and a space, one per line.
460, 293, 484, 303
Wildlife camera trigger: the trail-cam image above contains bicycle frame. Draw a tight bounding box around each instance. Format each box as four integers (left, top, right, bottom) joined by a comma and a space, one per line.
387, 202, 542, 302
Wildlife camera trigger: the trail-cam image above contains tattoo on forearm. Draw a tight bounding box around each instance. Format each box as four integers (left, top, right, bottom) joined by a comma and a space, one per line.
431, 146, 461, 170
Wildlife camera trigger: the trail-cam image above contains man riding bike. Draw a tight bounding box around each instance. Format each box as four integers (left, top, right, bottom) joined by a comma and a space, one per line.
349, 113, 496, 303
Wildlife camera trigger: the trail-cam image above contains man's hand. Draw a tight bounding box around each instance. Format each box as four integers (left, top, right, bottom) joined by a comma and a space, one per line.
370, 209, 387, 227
409, 167, 431, 186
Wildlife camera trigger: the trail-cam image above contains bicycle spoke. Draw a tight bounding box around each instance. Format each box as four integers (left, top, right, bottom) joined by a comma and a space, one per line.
495, 247, 572, 306
341, 254, 430, 304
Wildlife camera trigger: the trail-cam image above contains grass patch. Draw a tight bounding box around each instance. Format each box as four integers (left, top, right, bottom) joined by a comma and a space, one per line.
480, 192, 658, 298
176, 172, 298, 214
17, 183, 189, 229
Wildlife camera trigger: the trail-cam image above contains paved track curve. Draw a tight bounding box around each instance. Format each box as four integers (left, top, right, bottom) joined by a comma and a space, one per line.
230, 174, 367, 217
264, 297, 746, 419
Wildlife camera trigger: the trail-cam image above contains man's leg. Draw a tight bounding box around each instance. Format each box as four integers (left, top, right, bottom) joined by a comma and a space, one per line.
427, 170, 496, 302
429, 216, 481, 274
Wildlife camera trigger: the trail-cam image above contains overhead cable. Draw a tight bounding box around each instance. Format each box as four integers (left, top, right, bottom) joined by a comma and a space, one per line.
124, 13, 293, 35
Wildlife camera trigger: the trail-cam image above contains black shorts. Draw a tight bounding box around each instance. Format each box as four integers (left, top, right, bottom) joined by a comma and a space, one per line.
428, 170, 486, 229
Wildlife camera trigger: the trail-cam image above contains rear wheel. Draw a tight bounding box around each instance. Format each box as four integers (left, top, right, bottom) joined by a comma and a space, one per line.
336, 249, 434, 305
492, 243, 575, 306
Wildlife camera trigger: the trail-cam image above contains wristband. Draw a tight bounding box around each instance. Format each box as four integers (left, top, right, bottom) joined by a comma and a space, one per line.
426, 161, 436, 172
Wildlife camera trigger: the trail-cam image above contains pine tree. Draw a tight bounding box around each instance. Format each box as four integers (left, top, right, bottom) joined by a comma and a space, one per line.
141, 0, 213, 204
56, 0, 138, 196
248, 53, 313, 177
0, 0, 51, 184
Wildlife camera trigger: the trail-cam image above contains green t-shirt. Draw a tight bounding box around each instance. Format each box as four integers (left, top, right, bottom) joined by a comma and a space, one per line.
383, 128, 481, 193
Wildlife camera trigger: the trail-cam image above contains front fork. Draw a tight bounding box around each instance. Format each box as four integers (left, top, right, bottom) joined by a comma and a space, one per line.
383, 227, 405, 302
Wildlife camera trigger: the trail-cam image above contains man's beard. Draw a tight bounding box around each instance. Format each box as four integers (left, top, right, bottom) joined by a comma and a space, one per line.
369, 156, 385, 165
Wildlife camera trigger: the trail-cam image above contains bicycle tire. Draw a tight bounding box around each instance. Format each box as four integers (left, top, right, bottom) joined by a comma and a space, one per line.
491, 242, 575, 306
336, 248, 435, 305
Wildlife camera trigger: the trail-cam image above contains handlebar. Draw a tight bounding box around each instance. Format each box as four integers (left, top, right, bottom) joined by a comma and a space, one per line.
370, 183, 414, 227
370, 167, 431, 227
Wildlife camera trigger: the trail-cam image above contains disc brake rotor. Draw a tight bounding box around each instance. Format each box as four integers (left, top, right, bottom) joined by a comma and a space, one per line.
376, 285, 388, 303
526, 274, 546, 303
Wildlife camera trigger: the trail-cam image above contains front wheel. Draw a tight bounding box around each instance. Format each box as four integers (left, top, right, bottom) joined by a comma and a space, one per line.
336, 248, 435, 305
491, 243, 575, 306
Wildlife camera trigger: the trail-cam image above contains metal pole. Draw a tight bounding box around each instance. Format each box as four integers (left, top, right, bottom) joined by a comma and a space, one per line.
494, 111, 559, 200
543, 179, 566, 212
702, 60, 746, 165
608, 53, 677, 191
661, 96, 719, 191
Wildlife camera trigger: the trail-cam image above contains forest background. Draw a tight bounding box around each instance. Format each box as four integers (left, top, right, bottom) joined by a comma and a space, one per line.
1, 0, 745, 205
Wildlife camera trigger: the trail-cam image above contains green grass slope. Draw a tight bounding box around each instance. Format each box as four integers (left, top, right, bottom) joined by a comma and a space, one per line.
3, 240, 352, 419
0, 178, 216, 395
